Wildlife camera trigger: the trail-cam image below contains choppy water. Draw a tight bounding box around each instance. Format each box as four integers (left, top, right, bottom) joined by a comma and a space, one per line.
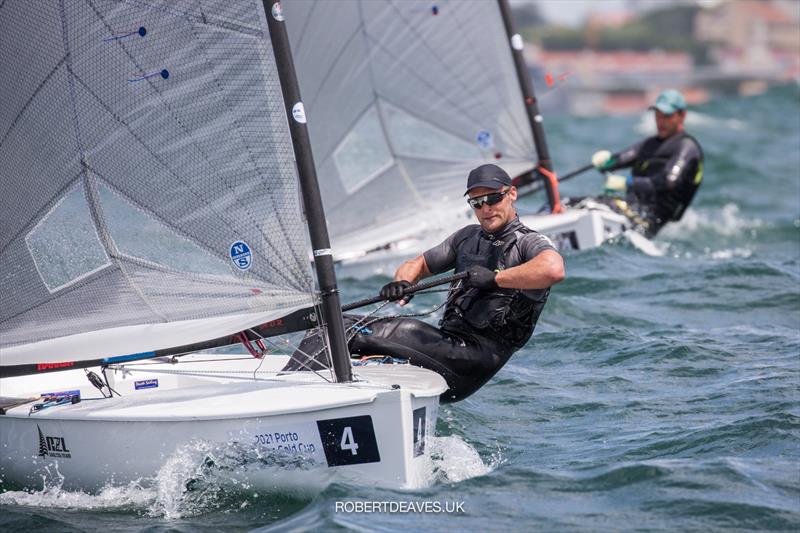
2, 86, 798, 531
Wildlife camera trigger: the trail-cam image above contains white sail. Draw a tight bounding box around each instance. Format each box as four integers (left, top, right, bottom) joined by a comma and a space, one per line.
0, 306, 313, 368
0, 1, 450, 495
283, 0, 536, 256
0, 1, 317, 364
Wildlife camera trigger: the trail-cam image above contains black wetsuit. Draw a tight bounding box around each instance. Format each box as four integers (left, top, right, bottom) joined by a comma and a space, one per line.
348, 217, 556, 402
285, 218, 556, 401
607, 132, 704, 237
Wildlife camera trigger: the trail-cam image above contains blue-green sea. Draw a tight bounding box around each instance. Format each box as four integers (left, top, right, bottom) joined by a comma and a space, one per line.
2, 86, 798, 531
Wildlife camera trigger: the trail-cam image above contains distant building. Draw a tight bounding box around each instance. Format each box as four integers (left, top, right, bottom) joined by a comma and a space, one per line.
534, 49, 693, 87
583, 11, 635, 49
527, 47, 704, 115
695, 0, 800, 81
525, 0, 799, 115
695, 0, 799, 53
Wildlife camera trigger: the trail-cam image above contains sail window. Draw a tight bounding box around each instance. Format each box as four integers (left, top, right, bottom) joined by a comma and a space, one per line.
333, 106, 393, 193
97, 185, 233, 277
25, 184, 111, 292
383, 102, 482, 162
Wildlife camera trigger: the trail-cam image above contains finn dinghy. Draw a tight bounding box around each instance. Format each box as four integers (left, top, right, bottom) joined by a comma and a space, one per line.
0, 1, 447, 492
283, 0, 652, 264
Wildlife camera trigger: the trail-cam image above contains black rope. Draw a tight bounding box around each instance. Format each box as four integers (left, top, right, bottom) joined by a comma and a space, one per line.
345, 279, 465, 342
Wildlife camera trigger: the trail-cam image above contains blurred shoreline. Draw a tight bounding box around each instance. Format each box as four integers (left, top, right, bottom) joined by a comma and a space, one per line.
517, 0, 800, 116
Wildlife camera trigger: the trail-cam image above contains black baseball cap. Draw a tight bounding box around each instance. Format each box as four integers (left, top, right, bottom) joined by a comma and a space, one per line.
464, 164, 512, 195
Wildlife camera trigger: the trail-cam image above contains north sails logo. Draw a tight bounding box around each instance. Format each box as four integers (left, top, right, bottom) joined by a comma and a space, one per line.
37, 425, 71, 458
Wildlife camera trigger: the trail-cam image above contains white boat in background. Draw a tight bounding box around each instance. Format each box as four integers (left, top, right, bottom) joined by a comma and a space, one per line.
0, 0, 446, 493
283, 0, 653, 267
331, 197, 659, 276
521, 203, 631, 251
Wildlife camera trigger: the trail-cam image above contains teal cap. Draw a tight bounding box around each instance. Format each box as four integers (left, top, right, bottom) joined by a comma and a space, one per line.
650, 89, 687, 114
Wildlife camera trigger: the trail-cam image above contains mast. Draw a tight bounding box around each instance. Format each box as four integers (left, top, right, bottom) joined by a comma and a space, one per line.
263, 0, 353, 382
497, 0, 561, 213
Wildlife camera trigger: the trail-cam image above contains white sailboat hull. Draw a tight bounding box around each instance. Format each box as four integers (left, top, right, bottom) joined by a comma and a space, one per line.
519, 201, 632, 251
0, 355, 447, 493
333, 201, 657, 276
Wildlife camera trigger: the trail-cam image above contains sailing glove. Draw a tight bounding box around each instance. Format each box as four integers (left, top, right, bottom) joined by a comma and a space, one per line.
466, 265, 498, 290
592, 150, 614, 170
603, 174, 628, 194
380, 280, 413, 303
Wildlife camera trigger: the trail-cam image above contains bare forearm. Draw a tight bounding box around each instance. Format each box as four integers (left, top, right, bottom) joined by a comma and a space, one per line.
495, 250, 565, 289
394, 255, 431, 283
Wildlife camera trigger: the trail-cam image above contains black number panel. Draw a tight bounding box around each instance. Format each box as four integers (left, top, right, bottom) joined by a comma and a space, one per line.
316, 415, 381, 467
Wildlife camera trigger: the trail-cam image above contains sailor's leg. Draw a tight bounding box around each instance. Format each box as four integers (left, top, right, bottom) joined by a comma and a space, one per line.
350, 318, 509, 402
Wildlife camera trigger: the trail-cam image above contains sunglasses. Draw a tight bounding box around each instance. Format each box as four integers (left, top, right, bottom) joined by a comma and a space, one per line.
467, 190, 508, 209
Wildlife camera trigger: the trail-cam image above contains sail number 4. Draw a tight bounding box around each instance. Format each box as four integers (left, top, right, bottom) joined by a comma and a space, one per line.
340, 426, 359, 455
316, 415, 380, 467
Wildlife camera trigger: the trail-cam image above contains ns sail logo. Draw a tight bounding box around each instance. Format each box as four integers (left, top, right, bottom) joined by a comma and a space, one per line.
37, 425, 72, 458
230, 240, 253, 270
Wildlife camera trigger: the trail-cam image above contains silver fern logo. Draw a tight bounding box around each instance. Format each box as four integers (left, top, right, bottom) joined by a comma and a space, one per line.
37, 425, 47, 457
36, 425, 71, 458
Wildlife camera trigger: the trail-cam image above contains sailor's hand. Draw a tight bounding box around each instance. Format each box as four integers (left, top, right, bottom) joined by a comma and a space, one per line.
380, 280, 414, 304
603, 174, 628, 193
466, 265, 498, 290
592, 150, 613, 170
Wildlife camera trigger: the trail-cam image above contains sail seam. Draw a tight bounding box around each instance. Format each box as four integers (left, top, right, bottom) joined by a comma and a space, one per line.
0, 264, 121, 333
68, 67, 303, 292
448, 3, 533, 155
304, 14, 365, 114
114, 0, 261, 38
315, 95, 377, 176
0, 169, 82, 258
380, 1, 493, 128
289, 0, 318, 58
61, 0, 168, 321
357, 28, 480, 132
82, 0, 309, 290
183, 15, 311, 283
84, 179, 170, 321
374, 101, 427, 207
86, 171, 238, 277
0, 57, 67, 153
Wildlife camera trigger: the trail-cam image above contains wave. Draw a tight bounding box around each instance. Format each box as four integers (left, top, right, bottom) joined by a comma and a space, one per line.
660, 203, 765, 240
620, 413, 799, 462
0, 471, 153, 512
0, 434, 493, 519
428, 436, 495, 484
0, 441, 316, 520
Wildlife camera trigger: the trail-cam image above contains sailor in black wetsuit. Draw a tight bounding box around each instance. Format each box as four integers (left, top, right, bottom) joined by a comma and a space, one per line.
350, 164, 565, 402
591, 89, 704, 237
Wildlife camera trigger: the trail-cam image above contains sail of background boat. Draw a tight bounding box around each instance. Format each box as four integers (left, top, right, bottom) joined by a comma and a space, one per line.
284, 0, 539, 260
285, 0, 659, 259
